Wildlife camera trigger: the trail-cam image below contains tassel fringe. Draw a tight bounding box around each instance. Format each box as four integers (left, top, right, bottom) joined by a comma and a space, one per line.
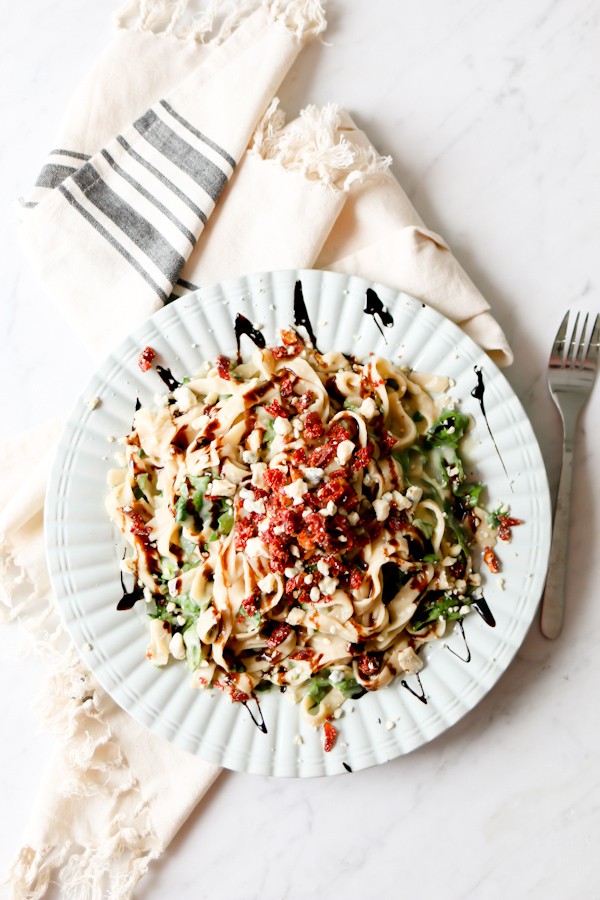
250, 100, 392, 191
0, 540, 159, 900
113, 0, 327, 43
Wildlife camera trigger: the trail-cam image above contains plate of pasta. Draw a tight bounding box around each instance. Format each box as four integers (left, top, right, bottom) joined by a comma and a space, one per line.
45, 269, 551, 776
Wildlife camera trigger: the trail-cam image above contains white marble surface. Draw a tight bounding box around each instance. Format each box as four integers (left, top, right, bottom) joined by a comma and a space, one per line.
1, 1, 600, 898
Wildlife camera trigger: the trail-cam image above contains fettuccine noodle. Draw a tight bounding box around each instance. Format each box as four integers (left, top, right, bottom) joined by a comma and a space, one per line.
107, 328, 505, 728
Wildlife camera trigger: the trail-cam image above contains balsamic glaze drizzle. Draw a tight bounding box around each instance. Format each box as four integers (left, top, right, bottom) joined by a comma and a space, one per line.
364, 288, 394, 338
242, 697, 268, 734
234, 313, 266, 363
401, 672, 427, 704
156, 365, 181, 391
472, 595, 496, 628
445, 620, 471, 663
116, 571, 145, 611
471, 366, 512, 490
343, 762, 353, 773
134, 397, 141, 412
293, 280, 320, 351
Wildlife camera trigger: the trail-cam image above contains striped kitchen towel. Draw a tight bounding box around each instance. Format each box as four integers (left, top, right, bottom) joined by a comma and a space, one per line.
19, 0, 326, 356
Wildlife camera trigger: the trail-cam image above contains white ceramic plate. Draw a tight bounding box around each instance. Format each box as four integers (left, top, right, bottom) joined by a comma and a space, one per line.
45, 269, 551, 777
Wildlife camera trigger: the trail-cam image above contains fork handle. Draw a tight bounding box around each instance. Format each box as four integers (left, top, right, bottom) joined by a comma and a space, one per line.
540, 446, 574, 639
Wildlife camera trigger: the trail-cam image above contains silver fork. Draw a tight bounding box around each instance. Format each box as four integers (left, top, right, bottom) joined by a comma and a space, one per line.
540, 310, 599, 639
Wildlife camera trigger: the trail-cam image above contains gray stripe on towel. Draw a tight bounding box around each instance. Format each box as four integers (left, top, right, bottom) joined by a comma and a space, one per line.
71, 162, 185, 285
58, 184, 168, 302
116, 135, 207, 224
133, 109, 228, 202
100, 149, 197, 247
159, 100, 236, 170
35, 163, 77, 189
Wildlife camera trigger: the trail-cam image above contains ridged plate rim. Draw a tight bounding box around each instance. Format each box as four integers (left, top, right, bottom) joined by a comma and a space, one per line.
44, 269, 551, 777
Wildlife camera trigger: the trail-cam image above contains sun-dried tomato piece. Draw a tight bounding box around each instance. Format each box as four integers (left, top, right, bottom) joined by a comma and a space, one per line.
138, 346, 155, 372
304, 412, 325, 441
497, 515, 523, 542
216, 355, 231, 380
234, 517, 257, 551
323, 720, 337, 753
264, 399, 289, 418
353, 445, 373, 471
265, 623, 292, 648
380, 429, 399, 452
290, 648, 315, 661
308, 443, 337, 468
264, 468, 287, 491
242, 592, 260, 616
387, 511, 408, 533
294, 390, 316, 412
483, 546, 500, 573
279, 374, 297, 397
357, 653, 382, 676
349, 569, 364, 591
230, 688, 250, 703
291, 447, 307, 466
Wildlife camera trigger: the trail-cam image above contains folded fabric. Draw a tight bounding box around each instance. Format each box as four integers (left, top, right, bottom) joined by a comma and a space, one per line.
4, 1, 513, 897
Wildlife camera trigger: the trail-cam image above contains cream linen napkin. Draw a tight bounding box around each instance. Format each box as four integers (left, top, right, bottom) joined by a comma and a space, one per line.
4, 2, 512, 897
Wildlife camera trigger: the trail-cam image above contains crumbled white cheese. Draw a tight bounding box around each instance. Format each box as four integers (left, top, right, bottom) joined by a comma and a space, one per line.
172, 386, 196, 411
446, 466, 459, 478
258, 573, 277, 593
329, 670, 345, 684
373, 498, 391, 521
320, 500, 337, 517
294, 734, 304, 745
405, 485, 423, 504
258, 519, 270, 533
176, 614, 186, 626
167, 580, 180, 598
498, 578, 506, 591
242, 450, 258, 464
85, 396, 100, 410
285, 566, 298, 578
347, 511, 360, 526
273, 416, 292, 436
245, 537, 266, 558
208, 478, 236, 498
243, 497, 266, 515
359, 397, 377, 419
319, 576, 339, 596
317, 559, 330, 576
397, 646, 424, 675
166, 601, 176, 612
336, 439, 354, 464
168, 632, 185, 660
385, 719, 396, 731
301, 467, 324, 484
310, 586, 321, 602
459, 605, 471, 615
283, 479, 308, 505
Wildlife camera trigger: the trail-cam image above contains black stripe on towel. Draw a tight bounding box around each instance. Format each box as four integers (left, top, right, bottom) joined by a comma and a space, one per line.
49, 149, 92, 161
116, 135, 207, 224
177, 277, 200, 291
133, 109, 228, 203
35, 163, 77, 189
58, 184, 168, 302
100, 149, 197, 247
159, 100, 237, 170
71, 163, 185, 285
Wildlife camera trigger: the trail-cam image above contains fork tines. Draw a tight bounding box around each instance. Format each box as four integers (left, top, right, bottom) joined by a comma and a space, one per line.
551, 310, 600, 371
